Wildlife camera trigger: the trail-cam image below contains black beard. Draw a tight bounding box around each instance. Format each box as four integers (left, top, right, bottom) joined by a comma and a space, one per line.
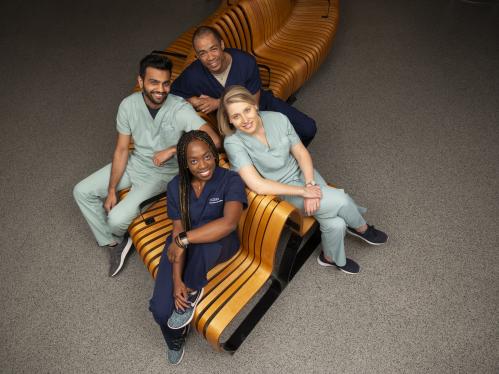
143, 90, 167, 107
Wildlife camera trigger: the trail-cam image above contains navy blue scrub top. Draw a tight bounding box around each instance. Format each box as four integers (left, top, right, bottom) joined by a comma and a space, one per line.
171, 48, 275, 108
166, 166, 248, 257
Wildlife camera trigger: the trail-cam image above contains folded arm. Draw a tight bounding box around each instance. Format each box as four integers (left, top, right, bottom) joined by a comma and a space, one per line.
187, 90, 260, 114
290, 142, 321, 215
186, 201, 243, 244
237, 164, 321, 198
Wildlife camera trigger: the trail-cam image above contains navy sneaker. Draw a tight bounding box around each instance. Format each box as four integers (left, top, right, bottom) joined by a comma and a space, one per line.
167, 288, 204, 330
317, 251, 360, 274
167, 325, 189, 365
347, 225, 388, 245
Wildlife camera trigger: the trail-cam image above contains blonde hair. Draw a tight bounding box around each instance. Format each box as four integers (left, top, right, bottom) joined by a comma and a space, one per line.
217, 85, 258, 136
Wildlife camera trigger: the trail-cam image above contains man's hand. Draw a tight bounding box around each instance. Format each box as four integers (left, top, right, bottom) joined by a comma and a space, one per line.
173, 278, 190, 311
167, 241, 185, 264
104, 191, 118, 213
153, 148, 174, 166
197, 95, 220, 114
304, 197, 321, 216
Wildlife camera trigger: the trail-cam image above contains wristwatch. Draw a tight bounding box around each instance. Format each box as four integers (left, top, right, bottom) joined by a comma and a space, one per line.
305, 180, 316, 186
175, 231, 189, 248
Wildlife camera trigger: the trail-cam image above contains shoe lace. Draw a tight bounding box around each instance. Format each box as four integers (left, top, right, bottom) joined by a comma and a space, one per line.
169, 334, 186, 351
187, 290, 199, 305
168, 326, 188, 351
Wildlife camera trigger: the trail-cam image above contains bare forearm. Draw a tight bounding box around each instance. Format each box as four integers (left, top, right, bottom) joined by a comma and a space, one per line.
165, 145, 176, 158
199, 123, 221, 149
292, 144, 315, 184
186, 201, 242, 244
238, 163, 321, 199
296, 153, 314, 184
238, 166, 306, 196
171, 221, 185, 281
250, 178, 305, 197
108, 149, 128, 192
172, 254, 185, 282
186, 217, 238, 244
187, 96, 200, 108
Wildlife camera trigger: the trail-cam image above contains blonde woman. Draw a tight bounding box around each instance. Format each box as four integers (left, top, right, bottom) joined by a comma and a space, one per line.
218, 85, 388, 274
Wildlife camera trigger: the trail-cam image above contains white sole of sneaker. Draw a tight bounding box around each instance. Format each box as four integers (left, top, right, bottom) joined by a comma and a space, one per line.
111, 237, 133, 277
167, 288, 204, 330
337, 266, 359, 275
317, 256, 335, 267
318, 255, 359, 274
346, 228, 387, 246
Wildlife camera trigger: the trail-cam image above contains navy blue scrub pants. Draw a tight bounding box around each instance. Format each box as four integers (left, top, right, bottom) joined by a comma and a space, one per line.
260, 91, 317, 147
149, 236, 236, 349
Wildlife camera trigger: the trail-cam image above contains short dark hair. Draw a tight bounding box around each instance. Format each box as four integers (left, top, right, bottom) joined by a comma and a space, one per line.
192, 25, 223, 46
139, 54, 172, 78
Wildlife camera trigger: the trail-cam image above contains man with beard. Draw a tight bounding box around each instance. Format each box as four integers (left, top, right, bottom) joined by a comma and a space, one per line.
171, 26, 317, 146
73, 54, 220, 277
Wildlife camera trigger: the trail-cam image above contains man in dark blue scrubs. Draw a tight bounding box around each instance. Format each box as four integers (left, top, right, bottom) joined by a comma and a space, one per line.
171, 26, 317, 146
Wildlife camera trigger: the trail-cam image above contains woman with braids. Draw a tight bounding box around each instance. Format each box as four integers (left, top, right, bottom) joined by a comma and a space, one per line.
219, 85, 388, 276
149, 130, 247, 365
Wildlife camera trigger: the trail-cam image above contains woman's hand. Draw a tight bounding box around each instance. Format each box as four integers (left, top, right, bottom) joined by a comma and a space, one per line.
304, 197, 321, 216
167, 241, 185, 264
173, 278, 190, 311
302, 184, 322, 199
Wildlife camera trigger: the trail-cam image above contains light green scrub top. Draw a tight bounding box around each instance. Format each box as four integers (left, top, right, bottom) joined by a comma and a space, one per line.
224, 111, 303, 184
116, 92, 205, 180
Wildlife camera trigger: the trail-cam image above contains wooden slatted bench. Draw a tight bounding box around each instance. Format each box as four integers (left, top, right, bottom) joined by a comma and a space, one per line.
208, 0, 339, 100
146, 0, 339, 101
119, 158, 320, 352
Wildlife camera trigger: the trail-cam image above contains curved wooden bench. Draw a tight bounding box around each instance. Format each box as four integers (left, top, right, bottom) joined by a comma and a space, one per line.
194, 192, 302, 351
197, 0, 339, 100
139, 0, 339, 101
119, 159, 317, 352
236, 0, 339, 99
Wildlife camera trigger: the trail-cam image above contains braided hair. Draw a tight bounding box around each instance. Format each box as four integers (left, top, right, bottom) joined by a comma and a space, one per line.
176, 130, 219, 231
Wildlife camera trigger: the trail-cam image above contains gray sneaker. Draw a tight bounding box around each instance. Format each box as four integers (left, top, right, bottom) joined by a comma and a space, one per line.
167, 325, 189, 365
108, 237, 133, 277
167, 288, 204, 330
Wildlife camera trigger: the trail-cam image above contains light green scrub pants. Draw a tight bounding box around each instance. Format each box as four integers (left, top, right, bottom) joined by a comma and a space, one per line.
73, 163, 172, 246
283, 170, 366, 267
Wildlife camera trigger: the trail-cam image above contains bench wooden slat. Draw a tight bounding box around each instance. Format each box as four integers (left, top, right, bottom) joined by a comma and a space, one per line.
195, 197, 299, 350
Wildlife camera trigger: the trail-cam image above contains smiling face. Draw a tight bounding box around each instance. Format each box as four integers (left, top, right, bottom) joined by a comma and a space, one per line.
193, 33, 228, 74
186, 139, 216, 182
225, 101, 261, 135
138, 67, 171, 109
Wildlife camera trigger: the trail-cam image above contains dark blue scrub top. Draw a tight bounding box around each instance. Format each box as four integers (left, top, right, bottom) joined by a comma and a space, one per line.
171, 48, 274, 108
166, 166, 248, 259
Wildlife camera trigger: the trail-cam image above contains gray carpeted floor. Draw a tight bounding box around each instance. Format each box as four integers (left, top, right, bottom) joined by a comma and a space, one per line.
1, 0, 498, 373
